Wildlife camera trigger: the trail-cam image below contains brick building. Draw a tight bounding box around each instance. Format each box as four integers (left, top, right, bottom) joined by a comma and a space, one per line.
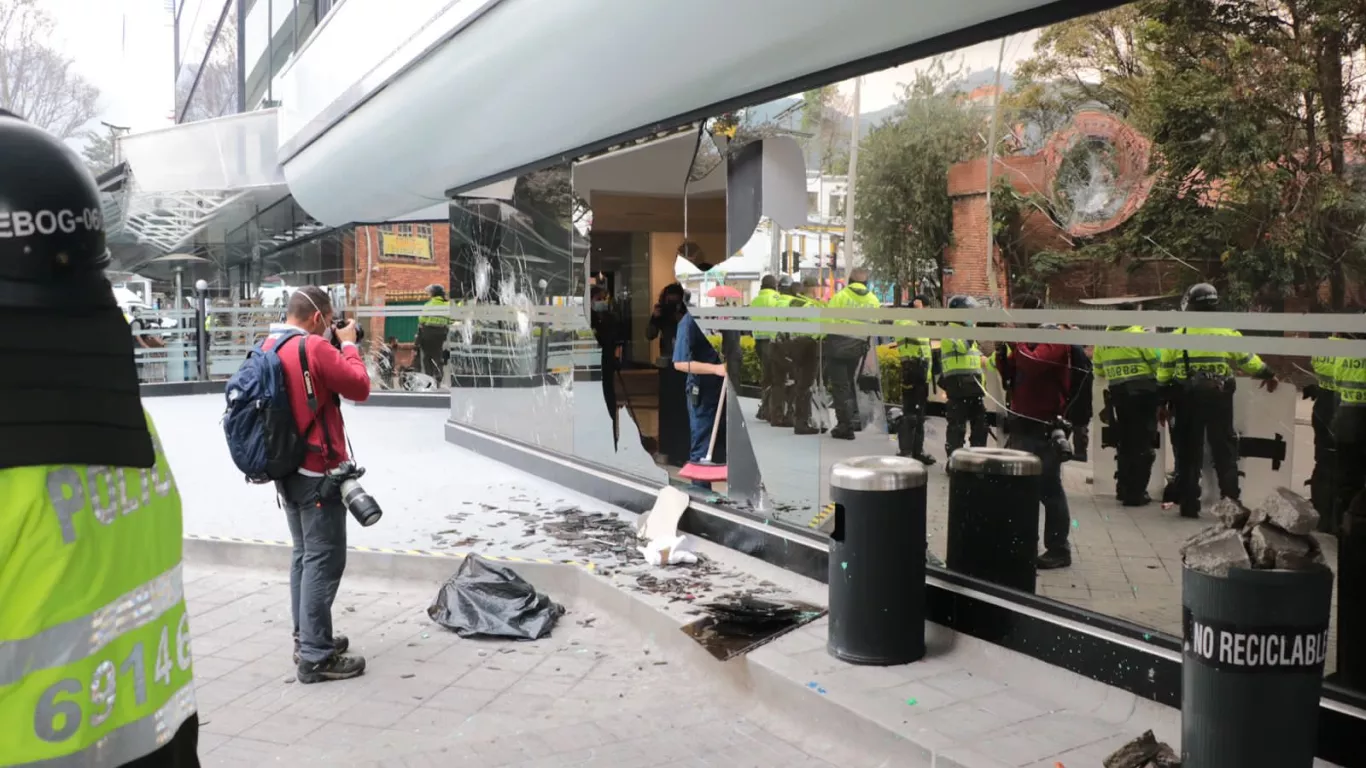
341, 217, 452, 357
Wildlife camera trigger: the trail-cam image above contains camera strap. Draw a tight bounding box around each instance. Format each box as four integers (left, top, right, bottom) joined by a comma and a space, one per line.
293, 334, 332, 463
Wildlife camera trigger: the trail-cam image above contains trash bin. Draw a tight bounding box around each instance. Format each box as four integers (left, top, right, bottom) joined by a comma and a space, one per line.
945, 447, 1042, 593
1182, 564, 1333, 768
827, 455, 927, 666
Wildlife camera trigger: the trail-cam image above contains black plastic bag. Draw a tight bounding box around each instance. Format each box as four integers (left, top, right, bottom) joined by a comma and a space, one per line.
427, 555, 565, 640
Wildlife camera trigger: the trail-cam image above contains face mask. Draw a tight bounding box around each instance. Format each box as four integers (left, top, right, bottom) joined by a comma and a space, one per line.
592, 301, 608, 312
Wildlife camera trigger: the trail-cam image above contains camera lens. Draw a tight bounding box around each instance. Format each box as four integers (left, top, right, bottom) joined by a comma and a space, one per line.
340, 478, 382, 527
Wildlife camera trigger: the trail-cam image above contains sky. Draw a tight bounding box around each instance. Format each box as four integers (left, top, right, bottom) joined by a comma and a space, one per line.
839, 30, 1040, 114
41, 0, 176, 140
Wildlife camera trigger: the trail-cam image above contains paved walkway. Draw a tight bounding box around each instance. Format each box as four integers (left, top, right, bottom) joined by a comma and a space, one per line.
186, 562, 864, 767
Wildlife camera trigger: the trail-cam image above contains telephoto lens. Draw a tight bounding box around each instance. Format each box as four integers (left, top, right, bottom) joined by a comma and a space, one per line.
341, 476, 382, 526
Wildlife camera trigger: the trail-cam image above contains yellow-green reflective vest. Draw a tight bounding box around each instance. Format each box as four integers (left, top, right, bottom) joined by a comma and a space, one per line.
1334, 355, 1366, 409
894, 320, 932, 360
1156, 327, 1268, 385
941, 323, 983, 381
1312, 337, 1343, 392
0, 413, 196, 767
786, 294, 825, 337
749, 288, 782, 340
1094, 326, 1158, 387
417, 297, 452, 327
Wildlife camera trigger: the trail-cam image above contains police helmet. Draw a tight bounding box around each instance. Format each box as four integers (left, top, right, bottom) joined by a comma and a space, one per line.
1182, 283, 1218, 312
0, 110, 154, 470
0, 110, 111, 309
427, 284, 446, 299
777, 275, 794, 293
947, 295, 979, 310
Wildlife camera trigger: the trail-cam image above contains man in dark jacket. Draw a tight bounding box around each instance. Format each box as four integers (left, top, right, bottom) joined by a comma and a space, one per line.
997, 320, 1074, 570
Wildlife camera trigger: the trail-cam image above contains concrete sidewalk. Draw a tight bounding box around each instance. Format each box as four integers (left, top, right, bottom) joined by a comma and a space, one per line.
186, 561, 852, 768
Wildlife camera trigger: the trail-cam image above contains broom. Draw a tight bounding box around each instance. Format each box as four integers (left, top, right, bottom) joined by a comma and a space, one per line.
679, 386, 728, 483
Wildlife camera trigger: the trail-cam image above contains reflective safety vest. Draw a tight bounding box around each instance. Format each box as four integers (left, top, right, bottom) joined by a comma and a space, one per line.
786, 294, 825, 337
0, 413, 196, 767
749, 288, 783, 340
1094, 326, 1158, 388
417, 297, 452, 327
1156, 327, 1268, 385
941, 323, 984, 381
1312, 336, 1343, 392
1334, 355, 1366, 410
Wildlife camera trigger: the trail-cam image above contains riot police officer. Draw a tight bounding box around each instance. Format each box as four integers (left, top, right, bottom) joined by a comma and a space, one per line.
749, 275, 783, 423
1157, 283, 1278, 518
786, 276, 825, 435
823, 268, 881, 439
1094, 307, 1161, 506
415, 283, 452, 381
941, 295, 988, 457
894, 294, 936, 464
0, 110, 200, 765
765, 276, 797, 428
1307, 335, 1343, 531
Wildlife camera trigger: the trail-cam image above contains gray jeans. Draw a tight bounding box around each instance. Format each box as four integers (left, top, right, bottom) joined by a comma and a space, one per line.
277, 473, 348, 664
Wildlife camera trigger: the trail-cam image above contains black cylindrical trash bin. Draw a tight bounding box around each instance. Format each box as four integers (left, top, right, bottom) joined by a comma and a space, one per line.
945, 447, 1042, 593
827, 455, 928, 666
1182, 564, 1333, 768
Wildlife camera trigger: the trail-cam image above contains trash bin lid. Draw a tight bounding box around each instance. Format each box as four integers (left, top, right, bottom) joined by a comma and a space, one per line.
830, 455, 928, 491
947, 447, 1042, 476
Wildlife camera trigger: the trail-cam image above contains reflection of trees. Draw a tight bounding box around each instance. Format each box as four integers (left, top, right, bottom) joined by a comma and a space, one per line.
1007, 1, 1366, 310
855, 59, 985, 299
0, 0, 100, 138
175, 1, 238, 122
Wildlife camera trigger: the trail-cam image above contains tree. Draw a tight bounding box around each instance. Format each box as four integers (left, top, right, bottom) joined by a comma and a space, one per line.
0, 0, 100, 138
1006, 0, 1366, 310
801, 85, 851, 175
855, 59, 985, 296
176, 2, 238, 122
81, 128, 117, 177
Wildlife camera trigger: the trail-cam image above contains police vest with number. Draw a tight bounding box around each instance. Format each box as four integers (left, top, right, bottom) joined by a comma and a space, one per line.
0, 412, 196, 767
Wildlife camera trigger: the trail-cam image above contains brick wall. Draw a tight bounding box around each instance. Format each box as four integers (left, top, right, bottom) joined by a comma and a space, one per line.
345, 222, 452, 301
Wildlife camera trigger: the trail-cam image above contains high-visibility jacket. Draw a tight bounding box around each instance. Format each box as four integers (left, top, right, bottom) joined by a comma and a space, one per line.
1094, 326, 1159, 389
1334, 354, 1366, 411
748, 288, 783, 340
1312, 337, 1343, 393
1156, 327, 1268, 385
941, 323, 984, 382
1, 412, 196, 767
417, 297, 452, 328
786, 294, 825, 337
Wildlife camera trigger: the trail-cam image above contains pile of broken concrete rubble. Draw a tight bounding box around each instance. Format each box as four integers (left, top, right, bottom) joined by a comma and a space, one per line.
1180, 488, 1328, 576
1105, 730, 1180, 767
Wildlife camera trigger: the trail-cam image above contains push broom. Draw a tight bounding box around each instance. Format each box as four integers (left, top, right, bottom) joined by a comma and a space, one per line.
679, 385, 728, 483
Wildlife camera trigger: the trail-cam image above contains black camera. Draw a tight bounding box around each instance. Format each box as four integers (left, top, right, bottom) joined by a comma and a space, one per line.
330, 317, 365, 349
1050, 417, 1074, 463
323, 460, 382, 526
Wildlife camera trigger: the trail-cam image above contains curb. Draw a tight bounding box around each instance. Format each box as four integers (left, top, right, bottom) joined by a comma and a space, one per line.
183, 535, 929, 766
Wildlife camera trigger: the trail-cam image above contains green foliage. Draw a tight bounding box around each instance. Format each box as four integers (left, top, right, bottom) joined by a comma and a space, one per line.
1008, 0, 1366, 309
855, 58, 985, 294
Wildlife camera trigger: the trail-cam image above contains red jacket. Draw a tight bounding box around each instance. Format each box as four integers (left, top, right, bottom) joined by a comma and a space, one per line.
264, 326, 371, 473
998, 341, 1072, 423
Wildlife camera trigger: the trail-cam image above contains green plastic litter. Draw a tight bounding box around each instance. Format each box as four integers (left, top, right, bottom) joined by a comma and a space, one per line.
906, 698, 917, 706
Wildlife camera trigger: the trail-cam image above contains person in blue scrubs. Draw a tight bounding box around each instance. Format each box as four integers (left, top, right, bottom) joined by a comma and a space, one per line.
672, 305, 728, 488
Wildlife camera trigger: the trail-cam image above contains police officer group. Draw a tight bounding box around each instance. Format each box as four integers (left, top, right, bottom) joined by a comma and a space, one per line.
745, 276, 1306, 571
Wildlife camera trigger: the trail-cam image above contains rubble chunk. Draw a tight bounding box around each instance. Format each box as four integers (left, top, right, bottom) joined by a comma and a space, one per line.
1248, 522, 1311, 569
1181, 528, 1252, 576
1105, 730, 1180, 768
1256, 487, 1320, 536
1212, 497, 1249, 529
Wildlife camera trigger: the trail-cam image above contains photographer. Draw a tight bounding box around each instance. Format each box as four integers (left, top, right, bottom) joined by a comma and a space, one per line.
995, 315, 1074, 571
265, 286, 372, 683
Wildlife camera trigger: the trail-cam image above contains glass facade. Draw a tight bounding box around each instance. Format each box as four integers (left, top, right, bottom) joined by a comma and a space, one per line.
174, 0, 238, 122
413, 2, 1366, 703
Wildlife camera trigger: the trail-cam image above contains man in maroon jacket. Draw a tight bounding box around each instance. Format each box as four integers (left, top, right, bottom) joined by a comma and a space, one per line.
996, 321, 1075, 570
265, 286, 372, 682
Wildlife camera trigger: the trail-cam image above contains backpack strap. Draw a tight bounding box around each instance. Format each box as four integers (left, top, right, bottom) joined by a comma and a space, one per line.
289, 333, 333, 463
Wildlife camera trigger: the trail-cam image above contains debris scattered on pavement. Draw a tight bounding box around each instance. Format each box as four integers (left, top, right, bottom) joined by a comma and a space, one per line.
905, 698, 917, 706
1103, 729, 1180, 767
427, 554, 564, 640
1181, 488, 1327, 575
681, 595, 826, 661
639, 534, 699, 566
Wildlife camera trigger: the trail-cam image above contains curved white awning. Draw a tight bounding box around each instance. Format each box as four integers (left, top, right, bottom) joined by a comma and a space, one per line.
279, 0, 1065, 227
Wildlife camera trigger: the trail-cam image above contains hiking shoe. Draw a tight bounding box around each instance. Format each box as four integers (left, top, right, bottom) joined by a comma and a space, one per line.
914, 453, 938, 467
293, 633, 348, 665
296, 653, 366, 684
830, 427, 855, 440
1036, 550, 1072, 570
